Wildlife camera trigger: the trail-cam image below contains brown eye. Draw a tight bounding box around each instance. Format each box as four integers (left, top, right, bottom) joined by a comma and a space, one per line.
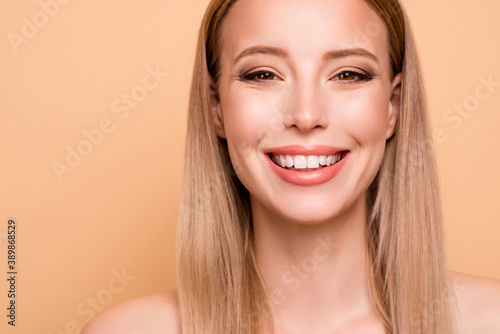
241, 70, 279, 83
339, 72, 356, 81
256, 72, 275, 80
335, 71, 373, 83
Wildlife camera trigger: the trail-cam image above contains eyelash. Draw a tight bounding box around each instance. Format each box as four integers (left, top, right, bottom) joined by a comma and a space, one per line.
335, 71, 373, 82
240, 70, 373, 83
240, 71, 279, 82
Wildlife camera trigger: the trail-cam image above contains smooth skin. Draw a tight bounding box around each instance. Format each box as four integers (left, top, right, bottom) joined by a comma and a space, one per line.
82, 0, 500, 333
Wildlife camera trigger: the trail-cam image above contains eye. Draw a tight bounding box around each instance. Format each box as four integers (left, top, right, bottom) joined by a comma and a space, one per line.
241, 70, 279, 82
335, 71, 373, 82
339, 72, 356, 81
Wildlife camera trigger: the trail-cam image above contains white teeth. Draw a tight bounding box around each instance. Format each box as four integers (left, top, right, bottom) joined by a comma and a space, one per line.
306, 156, 319, 168
279, 155, 286, 167
294, 155, 307, 169
319, 155, 327, 166
270, 153, 344, 169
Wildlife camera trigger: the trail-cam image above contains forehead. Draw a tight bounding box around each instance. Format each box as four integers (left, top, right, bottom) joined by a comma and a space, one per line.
220, 0, 389, 68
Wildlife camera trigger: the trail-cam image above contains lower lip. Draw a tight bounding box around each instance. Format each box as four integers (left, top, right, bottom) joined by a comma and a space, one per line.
265, 152, 349, 186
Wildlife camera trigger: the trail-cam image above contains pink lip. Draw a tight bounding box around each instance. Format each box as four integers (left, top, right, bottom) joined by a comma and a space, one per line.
264, 145, 350, 186
264, 145, 343, 156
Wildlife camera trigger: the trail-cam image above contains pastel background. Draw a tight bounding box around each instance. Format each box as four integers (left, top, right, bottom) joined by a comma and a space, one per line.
0, 0, 498, 333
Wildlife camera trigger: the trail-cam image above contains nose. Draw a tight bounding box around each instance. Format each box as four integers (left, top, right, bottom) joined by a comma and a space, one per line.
283, 79, 328, 132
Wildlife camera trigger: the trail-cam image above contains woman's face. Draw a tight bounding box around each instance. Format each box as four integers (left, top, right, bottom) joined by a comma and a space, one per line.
212, 0, 401, 224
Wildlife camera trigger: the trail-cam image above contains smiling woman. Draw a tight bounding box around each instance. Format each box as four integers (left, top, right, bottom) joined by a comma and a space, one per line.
81, 0, 500, 333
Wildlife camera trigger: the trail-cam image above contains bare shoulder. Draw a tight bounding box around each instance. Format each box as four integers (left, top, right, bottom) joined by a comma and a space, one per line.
451, 271, 500, 333
81, 288, 181, 334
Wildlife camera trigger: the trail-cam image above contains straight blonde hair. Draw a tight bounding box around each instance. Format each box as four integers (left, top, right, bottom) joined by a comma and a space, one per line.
177, 0, 456, 333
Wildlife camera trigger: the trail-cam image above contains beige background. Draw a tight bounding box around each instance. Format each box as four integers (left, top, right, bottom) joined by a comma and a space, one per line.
0, 0, 498, 333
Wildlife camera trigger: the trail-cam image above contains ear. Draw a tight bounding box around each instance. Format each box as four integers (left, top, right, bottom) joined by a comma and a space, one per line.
210, 75, 226, 139
386, 72, 402, 140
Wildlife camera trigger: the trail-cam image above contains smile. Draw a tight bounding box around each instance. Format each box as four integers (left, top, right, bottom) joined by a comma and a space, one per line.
264, 145, 350, 186
269, 152, 345, 171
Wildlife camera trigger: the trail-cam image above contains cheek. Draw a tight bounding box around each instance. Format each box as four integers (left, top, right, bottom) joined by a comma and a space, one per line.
334, 85, 390, 186
219, 89, 280, 180
223, 88, 284, 152
220, 82, 391, 188
335, 86, 390, 143
222, 85, 391, 156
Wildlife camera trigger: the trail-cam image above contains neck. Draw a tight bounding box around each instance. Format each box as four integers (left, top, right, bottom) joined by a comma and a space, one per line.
251, 194, 379, 332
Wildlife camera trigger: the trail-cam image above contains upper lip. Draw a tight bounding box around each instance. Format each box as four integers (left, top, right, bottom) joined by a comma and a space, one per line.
263, 145, 347, 156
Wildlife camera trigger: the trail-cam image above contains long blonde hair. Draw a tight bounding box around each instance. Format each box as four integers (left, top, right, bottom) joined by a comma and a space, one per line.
177, 0, 456, 333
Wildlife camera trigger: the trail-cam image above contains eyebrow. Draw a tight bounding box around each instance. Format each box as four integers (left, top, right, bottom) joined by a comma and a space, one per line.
323, 48, 379, 63
232, 46, 289, 65
232, 45, 379, 65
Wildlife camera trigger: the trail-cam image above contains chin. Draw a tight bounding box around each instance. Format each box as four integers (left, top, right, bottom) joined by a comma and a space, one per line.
269, 195, 357, 226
